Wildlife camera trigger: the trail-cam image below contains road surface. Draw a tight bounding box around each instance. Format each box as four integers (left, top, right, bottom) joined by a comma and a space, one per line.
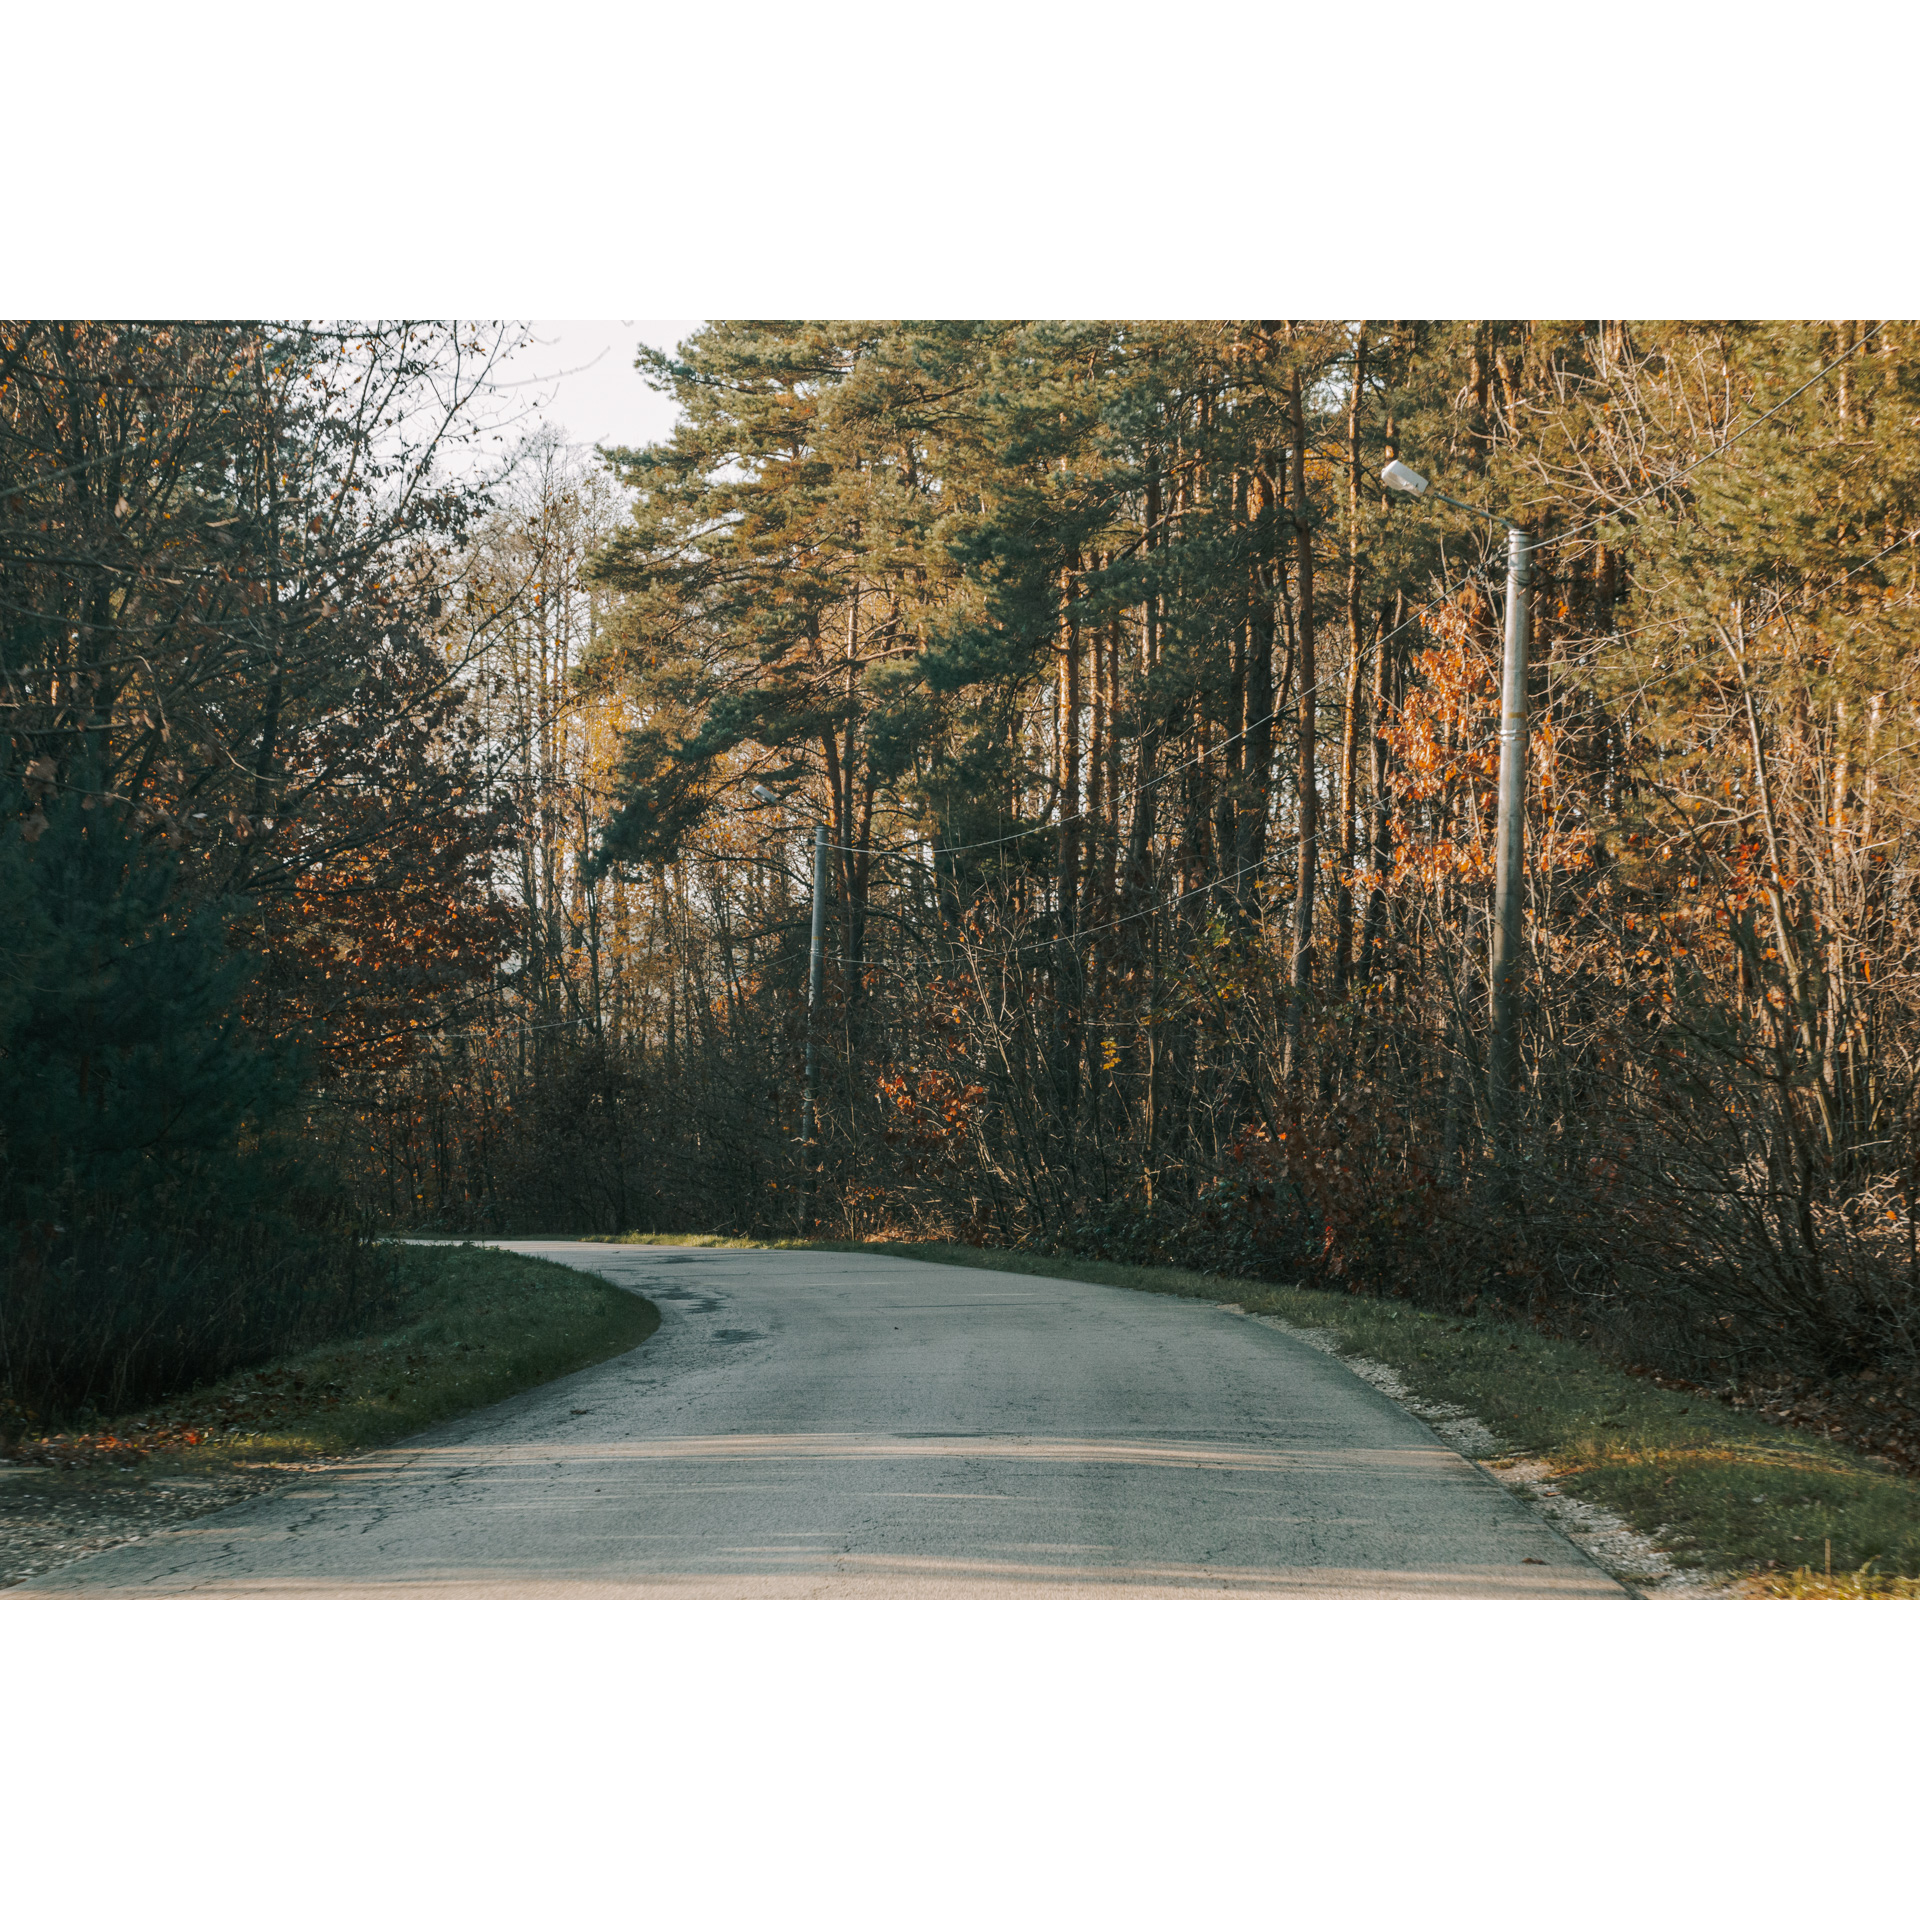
9, 1243, 1624, 1599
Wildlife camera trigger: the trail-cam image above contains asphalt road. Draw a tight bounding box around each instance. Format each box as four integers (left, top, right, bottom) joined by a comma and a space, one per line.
9, 1243, 1625, 1599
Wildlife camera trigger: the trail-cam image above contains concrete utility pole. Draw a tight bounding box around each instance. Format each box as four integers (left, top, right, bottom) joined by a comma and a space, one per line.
1381, 461, 1531, 1151
1487, 523, 1532, 1142
799, 821, 830, 1230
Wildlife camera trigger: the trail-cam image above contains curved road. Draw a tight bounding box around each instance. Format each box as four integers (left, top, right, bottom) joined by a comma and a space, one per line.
11, 1243, 1624, 1599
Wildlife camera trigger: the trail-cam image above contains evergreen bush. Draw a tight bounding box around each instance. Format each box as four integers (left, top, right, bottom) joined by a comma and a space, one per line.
0, 787, 392, 1424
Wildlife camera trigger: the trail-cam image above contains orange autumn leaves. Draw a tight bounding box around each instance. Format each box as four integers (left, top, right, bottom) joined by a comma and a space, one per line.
1381, 595, 1590, 895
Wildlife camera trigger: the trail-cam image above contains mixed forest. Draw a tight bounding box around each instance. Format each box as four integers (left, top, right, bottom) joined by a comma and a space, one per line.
6, 318, 1920, 1424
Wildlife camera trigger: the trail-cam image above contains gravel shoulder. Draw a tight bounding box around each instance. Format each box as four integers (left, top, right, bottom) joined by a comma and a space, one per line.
1246, 1312, 1715, 1597
0, 1460, 313, 1589
1, 1243, 655, 1592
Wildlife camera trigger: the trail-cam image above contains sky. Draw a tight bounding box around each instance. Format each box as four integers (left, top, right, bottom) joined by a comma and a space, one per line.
508, 319, 702, 456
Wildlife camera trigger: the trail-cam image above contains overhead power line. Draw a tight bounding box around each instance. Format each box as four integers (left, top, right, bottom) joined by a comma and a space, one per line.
1536, 323, 1889, 555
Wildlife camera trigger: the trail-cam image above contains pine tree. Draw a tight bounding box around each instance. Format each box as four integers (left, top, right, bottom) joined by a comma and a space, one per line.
0, 783, 297, 1219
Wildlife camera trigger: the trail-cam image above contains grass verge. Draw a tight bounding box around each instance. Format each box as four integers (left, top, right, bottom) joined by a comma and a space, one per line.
594, 1231, 1920, 1595
18, 1243, 659, 1471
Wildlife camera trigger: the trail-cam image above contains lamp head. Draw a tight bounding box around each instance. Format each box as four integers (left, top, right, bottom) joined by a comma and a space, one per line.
1381, 460, 1429, 496
752, 784, 781, 805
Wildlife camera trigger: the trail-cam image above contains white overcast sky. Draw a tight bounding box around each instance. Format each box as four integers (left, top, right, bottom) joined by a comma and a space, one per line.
510, 319, 701, 456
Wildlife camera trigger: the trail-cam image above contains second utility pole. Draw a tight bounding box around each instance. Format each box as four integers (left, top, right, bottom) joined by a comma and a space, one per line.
799, 822, 829, 1232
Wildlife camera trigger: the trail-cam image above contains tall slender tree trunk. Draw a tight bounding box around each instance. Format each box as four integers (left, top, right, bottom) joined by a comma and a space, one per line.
1055, 555, 1084, 1123
1282, 354, 1317, 1084
1242, 447, 1278, 893
1468, 325, 1490, 472
1058, 557, 1083, 940
1334, 324, 1368, 996
1121, 456, 1165, 1166
1218, 471, 1246, 895
1357, 589, 1402, 988
839, 583, 866, 998
1097, 608, 1122, 918
1085, 576, 1105, 921
1123, 460, 1164, 919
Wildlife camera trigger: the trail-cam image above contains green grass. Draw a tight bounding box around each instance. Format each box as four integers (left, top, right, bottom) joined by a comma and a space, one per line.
61, 1243, 659, 1471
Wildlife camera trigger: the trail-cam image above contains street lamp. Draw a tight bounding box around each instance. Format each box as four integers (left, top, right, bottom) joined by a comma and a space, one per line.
1381, 460, 1532, 1153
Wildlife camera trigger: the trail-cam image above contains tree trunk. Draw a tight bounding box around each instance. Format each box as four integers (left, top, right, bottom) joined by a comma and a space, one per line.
1055, 555, 1084, 1122
1333, 324, 1368, 997
1282, 355, 1317, 1084
1357, 590, 1402, 988
1242, 446, 1279, 893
